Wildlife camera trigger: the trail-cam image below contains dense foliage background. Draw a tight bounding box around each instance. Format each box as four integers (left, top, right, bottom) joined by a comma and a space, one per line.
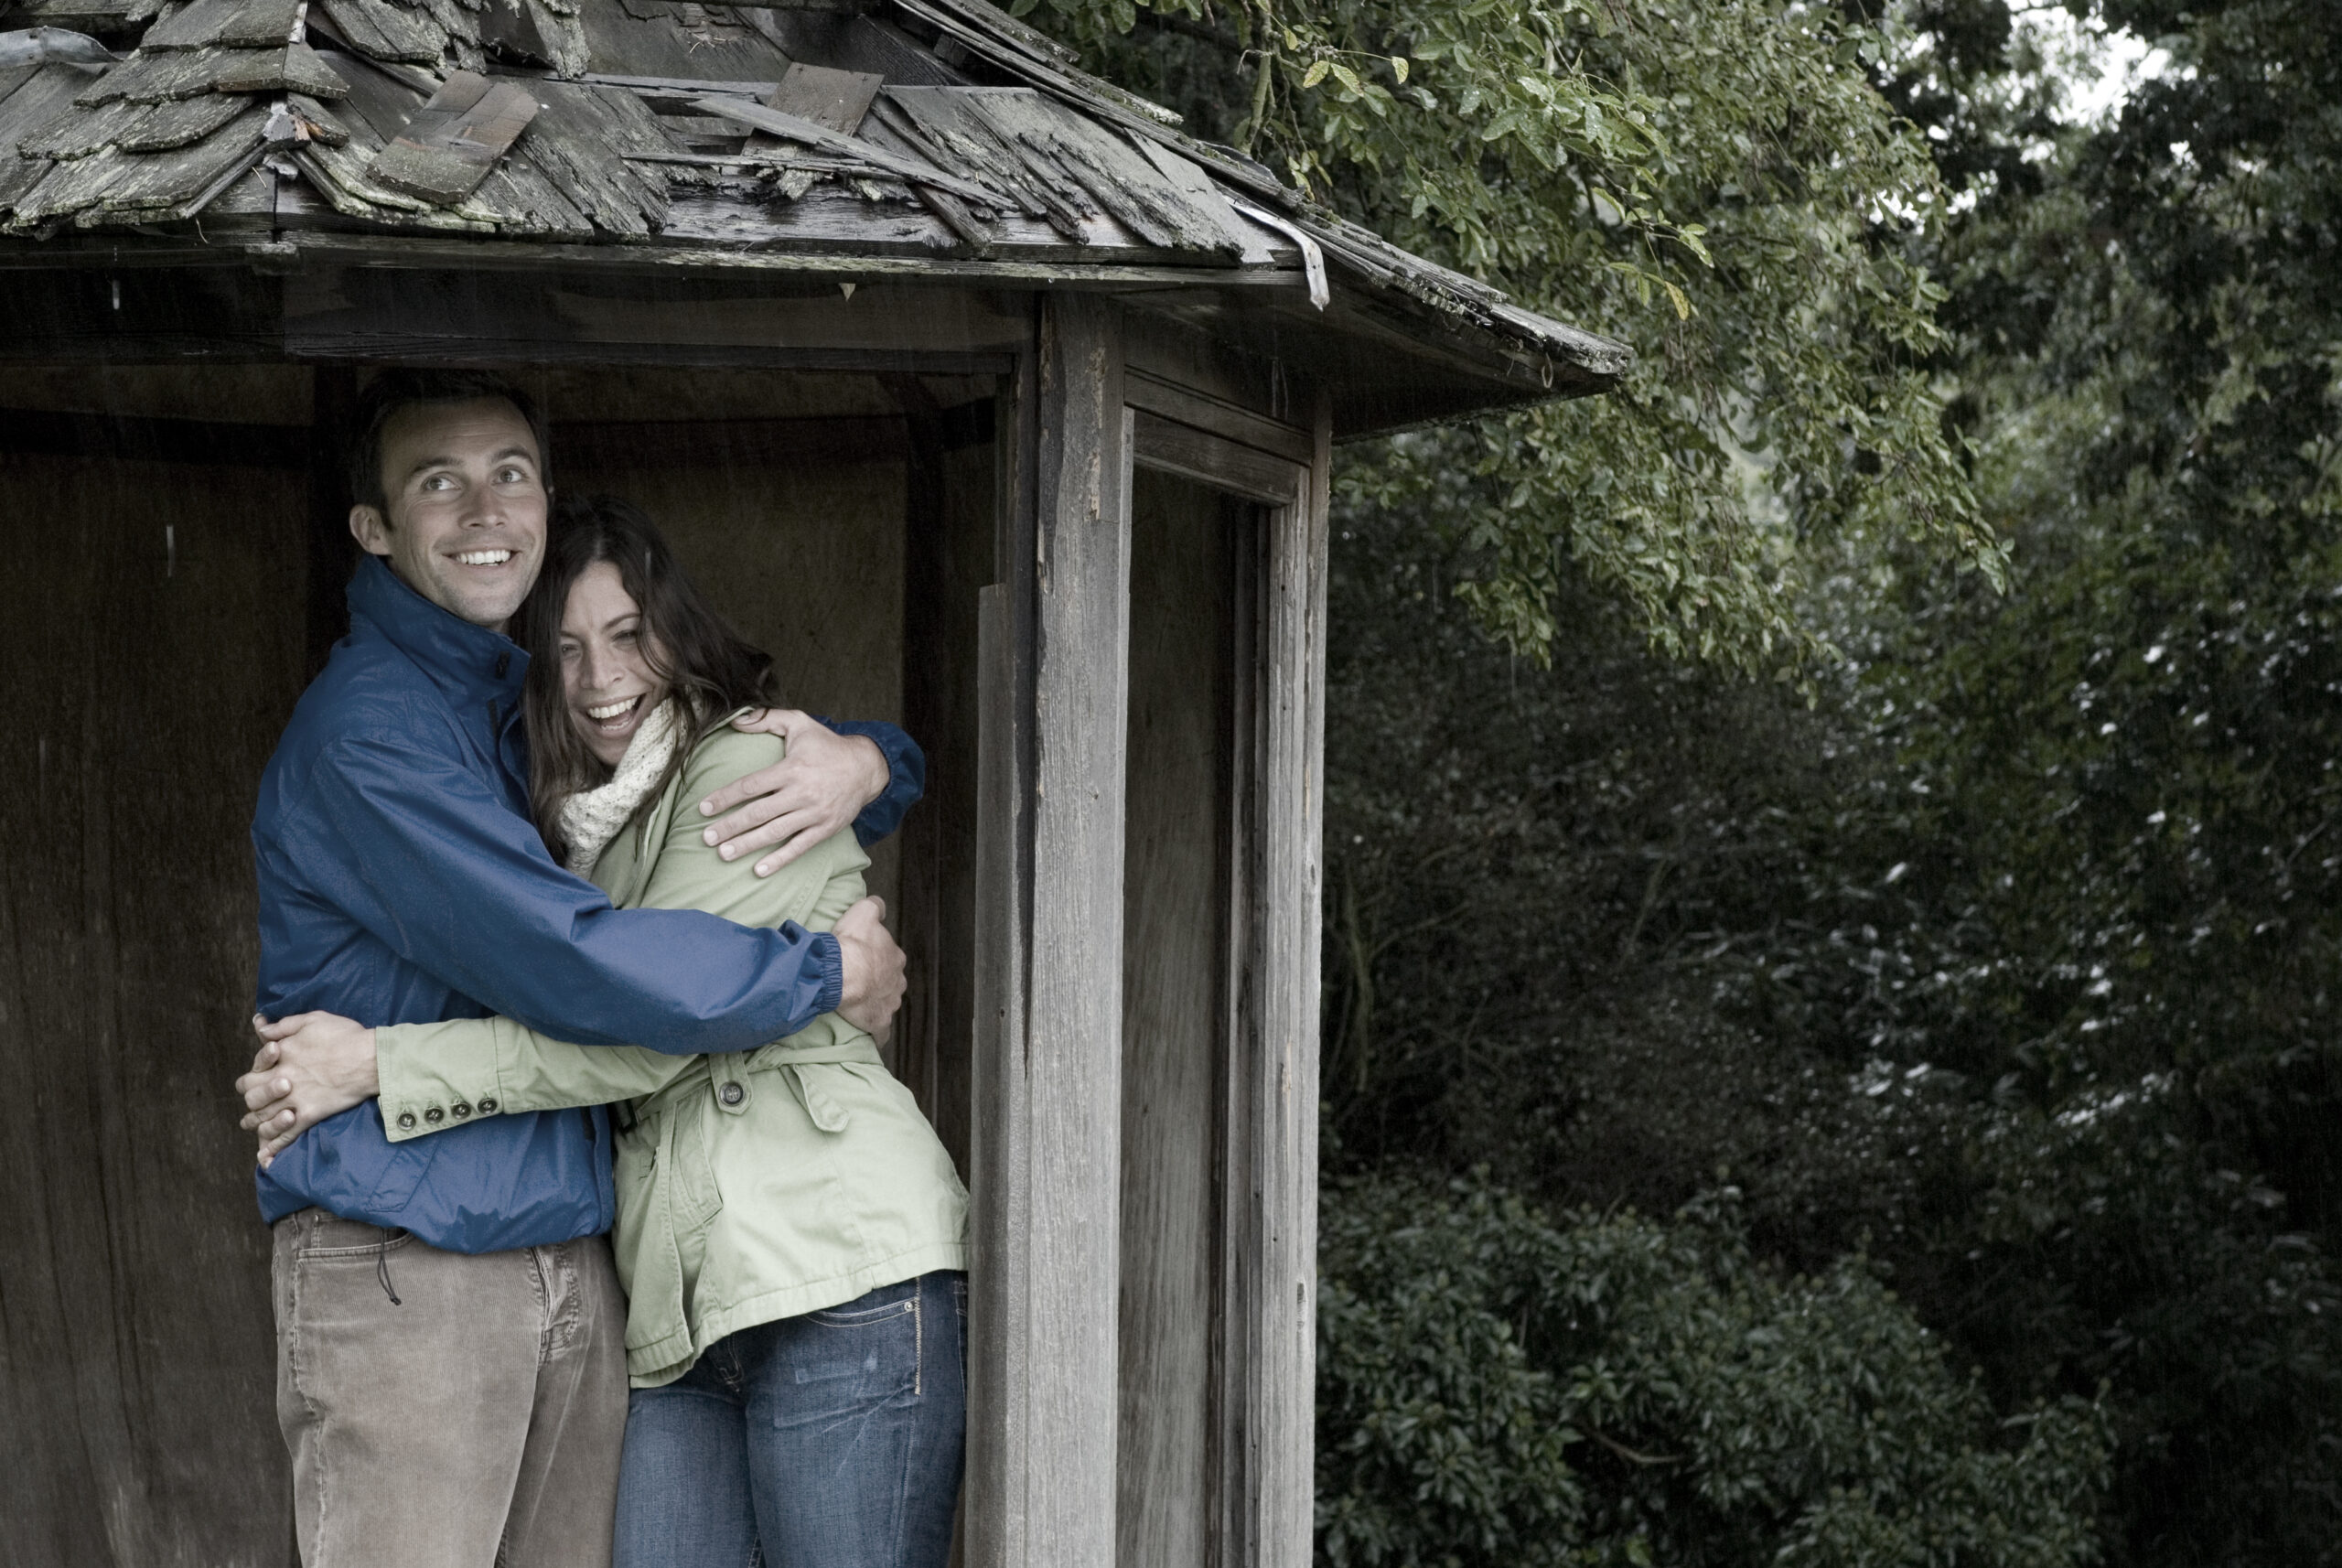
1024, 0, 2342, 1561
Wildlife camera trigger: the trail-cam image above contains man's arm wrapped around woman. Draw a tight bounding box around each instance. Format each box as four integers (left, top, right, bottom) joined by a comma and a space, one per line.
377, 728, 876, 1139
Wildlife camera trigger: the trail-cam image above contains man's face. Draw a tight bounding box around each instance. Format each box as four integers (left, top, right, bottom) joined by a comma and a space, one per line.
349, 398, 548, 633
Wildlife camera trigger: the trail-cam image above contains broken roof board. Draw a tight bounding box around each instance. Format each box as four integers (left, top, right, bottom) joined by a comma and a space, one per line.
0, 0, 1630, 430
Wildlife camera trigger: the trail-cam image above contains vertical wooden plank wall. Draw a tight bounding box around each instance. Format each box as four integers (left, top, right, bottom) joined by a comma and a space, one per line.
967, 293, 1131, 1568
0, 443, 307, 1565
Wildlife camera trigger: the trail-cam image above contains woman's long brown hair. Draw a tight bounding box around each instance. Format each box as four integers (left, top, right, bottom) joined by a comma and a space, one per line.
517, 494, 778, 864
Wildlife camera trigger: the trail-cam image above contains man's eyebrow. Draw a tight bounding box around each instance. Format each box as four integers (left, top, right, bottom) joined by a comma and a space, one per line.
401, 446, 539, 482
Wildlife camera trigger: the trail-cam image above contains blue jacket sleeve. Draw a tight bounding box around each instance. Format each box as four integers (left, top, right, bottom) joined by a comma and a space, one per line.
824, 718, 926, 847
281, 733, 841, 1054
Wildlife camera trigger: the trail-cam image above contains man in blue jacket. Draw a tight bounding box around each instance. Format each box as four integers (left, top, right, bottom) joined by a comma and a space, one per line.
239, 370, 921, 1567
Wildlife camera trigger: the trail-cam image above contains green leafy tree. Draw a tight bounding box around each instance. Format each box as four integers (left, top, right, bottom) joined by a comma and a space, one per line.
1317, 1173, 2109, 1568
1022, 0, 1999, 670
1855, 0, 2342, 1558
1012, 0, 2342, 1561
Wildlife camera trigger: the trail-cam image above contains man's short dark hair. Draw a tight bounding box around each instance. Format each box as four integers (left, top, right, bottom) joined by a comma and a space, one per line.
347, 369, 551, 517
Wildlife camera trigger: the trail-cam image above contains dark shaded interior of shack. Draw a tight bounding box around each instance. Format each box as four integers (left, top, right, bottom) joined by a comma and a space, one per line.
0, 358, 1247, 1566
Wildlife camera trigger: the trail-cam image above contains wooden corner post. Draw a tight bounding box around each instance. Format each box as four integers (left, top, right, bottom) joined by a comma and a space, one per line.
1221, 386, 1328, 1568
967, 292, 1132, 1568
1250, 387, 1329, 1568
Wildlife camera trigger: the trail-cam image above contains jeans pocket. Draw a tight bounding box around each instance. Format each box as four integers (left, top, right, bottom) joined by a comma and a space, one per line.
806, 1293, 917, 1329
785, 1283, 922, 1408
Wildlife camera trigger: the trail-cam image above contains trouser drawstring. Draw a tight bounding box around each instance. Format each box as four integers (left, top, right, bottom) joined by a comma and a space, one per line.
378, 1236, 403, 1305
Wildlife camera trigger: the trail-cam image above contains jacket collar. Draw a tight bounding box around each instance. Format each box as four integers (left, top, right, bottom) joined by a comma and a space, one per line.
347, 554, 531, 707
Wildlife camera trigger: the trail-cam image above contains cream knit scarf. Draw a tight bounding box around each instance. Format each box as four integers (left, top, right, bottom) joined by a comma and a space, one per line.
557, 697, 684, 876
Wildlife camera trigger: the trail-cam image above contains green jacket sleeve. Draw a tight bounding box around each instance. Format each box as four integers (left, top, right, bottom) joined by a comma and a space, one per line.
378, 728, 876, 1139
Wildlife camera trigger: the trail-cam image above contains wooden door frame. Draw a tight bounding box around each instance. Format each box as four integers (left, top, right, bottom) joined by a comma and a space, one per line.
955, 289, 1331, 1568
1126, 391, 1326, 1568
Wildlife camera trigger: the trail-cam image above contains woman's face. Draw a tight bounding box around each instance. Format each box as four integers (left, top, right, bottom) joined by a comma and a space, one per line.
560, 560, 671, 768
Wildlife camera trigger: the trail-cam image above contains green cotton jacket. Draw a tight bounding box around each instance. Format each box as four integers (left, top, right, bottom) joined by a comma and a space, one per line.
374, 724, 969, 1388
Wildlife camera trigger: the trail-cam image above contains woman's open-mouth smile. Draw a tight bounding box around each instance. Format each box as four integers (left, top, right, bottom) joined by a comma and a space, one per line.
585, 693, 646, 737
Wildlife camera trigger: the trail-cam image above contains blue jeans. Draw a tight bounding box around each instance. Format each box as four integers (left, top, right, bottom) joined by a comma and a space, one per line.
613, 1271, 967, 1568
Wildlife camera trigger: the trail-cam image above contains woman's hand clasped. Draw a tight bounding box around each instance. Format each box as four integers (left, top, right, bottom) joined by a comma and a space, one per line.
238, 1013, 381, 1168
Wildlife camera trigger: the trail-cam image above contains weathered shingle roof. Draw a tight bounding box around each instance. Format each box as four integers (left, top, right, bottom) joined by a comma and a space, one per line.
0, 0, 1630, 410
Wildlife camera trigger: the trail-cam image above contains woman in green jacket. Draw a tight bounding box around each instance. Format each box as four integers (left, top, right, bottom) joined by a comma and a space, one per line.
244, 496, 968, 1568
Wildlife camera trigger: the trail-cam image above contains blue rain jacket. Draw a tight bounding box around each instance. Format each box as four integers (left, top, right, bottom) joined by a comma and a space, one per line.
252, 556, 924, 1254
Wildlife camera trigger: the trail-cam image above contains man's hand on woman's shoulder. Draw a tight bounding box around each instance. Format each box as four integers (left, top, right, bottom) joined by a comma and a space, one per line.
696, 709, 891, 878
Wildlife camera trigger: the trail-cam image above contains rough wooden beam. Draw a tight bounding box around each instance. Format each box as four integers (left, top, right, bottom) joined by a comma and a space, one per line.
978, 289, 1130, 1568
1123, 368, 1313, 467
367, 70, 538, 206
966, 581, 1032, 1568
1247, 388, 1328, 1568
1127, 408, 1299, 506
965, 335, 1040, 1568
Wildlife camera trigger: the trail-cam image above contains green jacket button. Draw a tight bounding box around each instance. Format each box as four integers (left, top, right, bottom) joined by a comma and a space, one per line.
424, 1107, 445, 1124
451, 1102, 471, 1119
397, 1112, 416, 1130
719, 1082, 745, 1107
477, 1097, 499, 1114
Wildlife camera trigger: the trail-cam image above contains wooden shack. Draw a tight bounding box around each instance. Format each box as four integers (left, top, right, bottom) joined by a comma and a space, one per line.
0, 0, 1627, 1561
